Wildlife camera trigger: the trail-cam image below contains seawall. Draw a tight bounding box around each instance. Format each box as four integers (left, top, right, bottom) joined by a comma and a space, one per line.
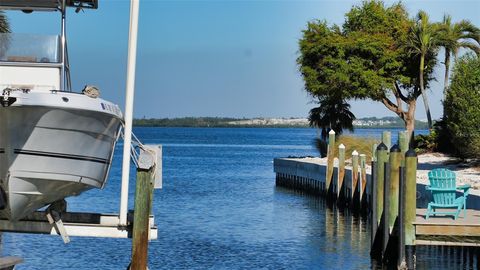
274, 157, 480, 210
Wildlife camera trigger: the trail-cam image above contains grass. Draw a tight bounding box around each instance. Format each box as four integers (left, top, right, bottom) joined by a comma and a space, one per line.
314, 135, 379, 162
336, 135, 379, 162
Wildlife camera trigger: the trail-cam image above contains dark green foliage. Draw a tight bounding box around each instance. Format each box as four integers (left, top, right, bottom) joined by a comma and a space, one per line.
0, 11, 9, 33
436, 15, 480, 96
298, 0, 436, 133
313, 138, 328, 158
432, 119, 455, 154
308, 96, 355, 140
443, 54, 480, 159
133, 117, 308, 128
414, 131, 438, 154
134, 117, 244, 127
133, 116, 426, 128
0, 11, 10, 59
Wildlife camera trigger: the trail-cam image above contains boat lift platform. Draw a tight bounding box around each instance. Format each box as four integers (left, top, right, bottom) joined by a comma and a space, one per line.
0, 256, 23, 270
0, 145, 161, 243
0, 211, 158, 240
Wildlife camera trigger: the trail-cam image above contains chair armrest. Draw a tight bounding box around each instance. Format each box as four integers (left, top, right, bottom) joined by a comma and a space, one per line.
426, 187, 457, 192
457, 184, 471, 197
457, 184, 471, 190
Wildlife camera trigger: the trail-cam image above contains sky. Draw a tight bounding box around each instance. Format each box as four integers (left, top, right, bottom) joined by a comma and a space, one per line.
4, 0, 480, 119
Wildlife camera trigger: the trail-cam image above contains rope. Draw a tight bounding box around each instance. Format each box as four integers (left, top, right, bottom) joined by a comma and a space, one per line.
120, 126, 157, 171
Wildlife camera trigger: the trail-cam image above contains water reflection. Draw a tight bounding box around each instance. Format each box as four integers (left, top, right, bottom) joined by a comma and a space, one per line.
275, 186, 479, 270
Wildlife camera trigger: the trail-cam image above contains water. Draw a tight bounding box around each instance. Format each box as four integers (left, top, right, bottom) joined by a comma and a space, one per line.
1, 128, 477, 269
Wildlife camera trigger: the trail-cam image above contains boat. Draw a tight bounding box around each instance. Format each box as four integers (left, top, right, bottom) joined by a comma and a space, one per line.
0, 0, 123, 221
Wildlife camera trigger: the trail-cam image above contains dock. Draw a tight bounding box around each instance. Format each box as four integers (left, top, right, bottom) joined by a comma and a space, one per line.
415, 209, 480, 246
274, 130, 480, 269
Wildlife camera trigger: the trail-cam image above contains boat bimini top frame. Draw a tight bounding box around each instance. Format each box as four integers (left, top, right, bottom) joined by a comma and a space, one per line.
0, 0, 98, 91
0, 1, 97, 11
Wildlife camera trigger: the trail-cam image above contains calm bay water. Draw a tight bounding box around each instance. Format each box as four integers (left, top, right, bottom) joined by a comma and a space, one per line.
1, 127, 477, 269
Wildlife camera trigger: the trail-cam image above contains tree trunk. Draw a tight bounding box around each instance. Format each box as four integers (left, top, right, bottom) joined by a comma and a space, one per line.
443, 50, 451, 96
404, 101, 416, 147
419, 55, 433, 129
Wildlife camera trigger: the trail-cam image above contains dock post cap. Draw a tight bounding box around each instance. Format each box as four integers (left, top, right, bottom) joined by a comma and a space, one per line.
339, 144, 345, 149
390, 144, 401, 152
405, 149, 417, 157
352, 150, 359, 156
377, 142, 388, 151
329, 130, 336, 135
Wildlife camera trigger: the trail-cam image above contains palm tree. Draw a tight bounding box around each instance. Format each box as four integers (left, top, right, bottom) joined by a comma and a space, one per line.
0, 11, 10, 59
437, 15, 480, 95
407, 10, 438, 129
0, 11, 9, 33
308, 96, 356, 141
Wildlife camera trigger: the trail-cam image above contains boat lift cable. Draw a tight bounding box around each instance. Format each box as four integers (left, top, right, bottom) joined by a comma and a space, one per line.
120, 128, 157, 171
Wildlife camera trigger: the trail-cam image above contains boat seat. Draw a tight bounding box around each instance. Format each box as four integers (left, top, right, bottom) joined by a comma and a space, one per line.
7, 56, 37, 62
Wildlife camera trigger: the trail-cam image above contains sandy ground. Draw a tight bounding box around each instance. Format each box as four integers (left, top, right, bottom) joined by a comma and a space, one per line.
290, 152, 480, 195
416, 153, 480, 191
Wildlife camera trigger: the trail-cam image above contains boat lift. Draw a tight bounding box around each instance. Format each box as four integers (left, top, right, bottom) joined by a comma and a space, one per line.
0, 0, 159, 249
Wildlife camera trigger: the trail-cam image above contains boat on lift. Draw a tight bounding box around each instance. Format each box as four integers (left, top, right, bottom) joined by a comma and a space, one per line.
0, 0, 123, 221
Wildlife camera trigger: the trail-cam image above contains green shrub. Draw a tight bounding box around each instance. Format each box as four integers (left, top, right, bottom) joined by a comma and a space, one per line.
444, 54, 480, 159
414, 130, 438, 154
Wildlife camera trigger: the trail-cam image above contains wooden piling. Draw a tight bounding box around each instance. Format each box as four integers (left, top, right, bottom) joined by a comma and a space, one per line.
398, 166, 406, 269
382, 131, 391, 151
360, 154, 367, 206
370, 143, 377, 212
326, 130, 336, 194
375, 143, 389, 225
399, 131, 408, 166
400, 149, 417, 269
382, 160, 391, 259
371, 143, 388, 257
131, 164, 155, 269
370, 147, 378, 243
388, 145, 401, 233
352, 150, 359, 202
338, 144, 345, 198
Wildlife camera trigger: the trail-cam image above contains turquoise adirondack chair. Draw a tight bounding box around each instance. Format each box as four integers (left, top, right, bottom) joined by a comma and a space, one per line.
426, 168, 471, 220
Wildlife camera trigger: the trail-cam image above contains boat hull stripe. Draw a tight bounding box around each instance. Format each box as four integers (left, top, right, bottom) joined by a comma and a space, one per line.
13, 149, 109, 164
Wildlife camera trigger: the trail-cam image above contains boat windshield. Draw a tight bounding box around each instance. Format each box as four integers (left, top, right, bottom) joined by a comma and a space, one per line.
0, 33, 60, 64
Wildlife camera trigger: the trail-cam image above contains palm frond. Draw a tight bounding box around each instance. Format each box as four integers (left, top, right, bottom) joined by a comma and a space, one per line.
0, 11, 10, 33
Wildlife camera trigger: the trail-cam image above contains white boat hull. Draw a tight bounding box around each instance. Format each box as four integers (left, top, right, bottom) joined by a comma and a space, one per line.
0, 91, 122, 220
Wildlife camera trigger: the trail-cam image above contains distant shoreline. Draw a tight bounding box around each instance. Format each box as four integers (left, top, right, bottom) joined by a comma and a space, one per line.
133, 117, 429, 129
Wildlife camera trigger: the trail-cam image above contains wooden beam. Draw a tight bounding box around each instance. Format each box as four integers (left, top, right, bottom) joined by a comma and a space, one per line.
415, 225, 480, 236
415, 240, 480, 246
0, 212, 157, 240
0, 257, 23, 270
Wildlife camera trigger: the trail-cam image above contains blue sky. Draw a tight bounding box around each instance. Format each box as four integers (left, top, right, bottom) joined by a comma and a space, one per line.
5, 0, 480, 119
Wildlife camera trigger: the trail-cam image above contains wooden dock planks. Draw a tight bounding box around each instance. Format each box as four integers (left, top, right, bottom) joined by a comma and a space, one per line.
414, 209, 480, 238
